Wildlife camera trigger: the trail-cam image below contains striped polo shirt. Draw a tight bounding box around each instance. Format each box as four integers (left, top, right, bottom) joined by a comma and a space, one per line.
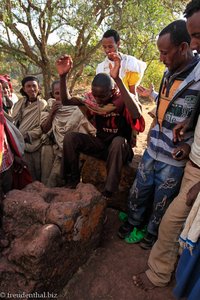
147, 56, 200, 167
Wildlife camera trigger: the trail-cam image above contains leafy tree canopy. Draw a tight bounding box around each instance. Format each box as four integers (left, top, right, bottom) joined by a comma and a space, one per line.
0, 0, 188, 97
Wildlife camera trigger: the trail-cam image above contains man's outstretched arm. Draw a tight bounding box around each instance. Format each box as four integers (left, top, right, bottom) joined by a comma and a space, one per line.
108, 52, 142, 119
56, 55, 83, 106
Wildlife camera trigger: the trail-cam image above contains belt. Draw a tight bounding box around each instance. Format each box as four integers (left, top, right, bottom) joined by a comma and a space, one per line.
190, 159, 200, 169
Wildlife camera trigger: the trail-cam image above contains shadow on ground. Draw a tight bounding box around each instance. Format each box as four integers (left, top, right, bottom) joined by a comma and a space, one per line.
58, 208, 175, 300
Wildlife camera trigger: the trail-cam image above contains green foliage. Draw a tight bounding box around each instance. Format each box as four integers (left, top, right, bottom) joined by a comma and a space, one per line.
142, 60, 165, 91
0, 0, 187, 96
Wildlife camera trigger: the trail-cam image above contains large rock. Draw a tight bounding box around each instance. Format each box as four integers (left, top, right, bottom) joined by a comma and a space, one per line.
81, 156, 138, 211
0, 182, 106, 297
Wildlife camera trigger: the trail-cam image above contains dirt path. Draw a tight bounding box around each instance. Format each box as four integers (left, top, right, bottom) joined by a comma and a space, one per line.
58, 102, 176, 300
59, 209, 175, 300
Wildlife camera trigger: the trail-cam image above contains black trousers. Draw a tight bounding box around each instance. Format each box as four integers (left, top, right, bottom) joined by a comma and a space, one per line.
62, 132, 133, 193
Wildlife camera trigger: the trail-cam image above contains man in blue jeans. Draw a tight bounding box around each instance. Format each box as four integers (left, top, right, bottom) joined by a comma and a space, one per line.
132, 0, 200, 292
118, 19, 200, 250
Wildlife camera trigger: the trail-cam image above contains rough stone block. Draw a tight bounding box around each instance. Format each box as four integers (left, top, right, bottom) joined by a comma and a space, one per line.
0, 182, 106, 296
81, 156, 137, 211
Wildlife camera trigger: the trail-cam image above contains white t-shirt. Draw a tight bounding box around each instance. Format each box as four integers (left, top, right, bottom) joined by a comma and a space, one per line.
96, 52, 146, 87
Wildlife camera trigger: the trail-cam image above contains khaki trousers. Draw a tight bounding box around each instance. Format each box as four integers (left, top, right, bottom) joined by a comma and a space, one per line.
146, 161, 200, 286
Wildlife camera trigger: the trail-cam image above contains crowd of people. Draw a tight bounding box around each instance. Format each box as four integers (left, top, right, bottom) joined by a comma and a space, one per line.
0, 0, 200, 298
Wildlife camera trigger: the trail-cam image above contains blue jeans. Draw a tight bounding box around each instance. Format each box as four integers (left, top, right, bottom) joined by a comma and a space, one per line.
128, 150, 184, 236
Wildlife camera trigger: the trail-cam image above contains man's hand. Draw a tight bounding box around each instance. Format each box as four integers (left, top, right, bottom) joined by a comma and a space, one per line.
137, 84, 154, 98
186, 181, 200, 207
172, 143, 191, 161
24, 133, 31, 144
108, 52, 121, 79
56, 55, 73, 76
173, 119, 190, 143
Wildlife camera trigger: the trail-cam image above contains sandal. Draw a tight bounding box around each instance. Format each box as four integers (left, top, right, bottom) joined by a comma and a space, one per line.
125, 227, 147, 244
118, 211, 128, 222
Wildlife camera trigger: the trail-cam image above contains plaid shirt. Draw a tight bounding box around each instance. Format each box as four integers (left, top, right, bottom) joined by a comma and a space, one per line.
0, 134, 14, 173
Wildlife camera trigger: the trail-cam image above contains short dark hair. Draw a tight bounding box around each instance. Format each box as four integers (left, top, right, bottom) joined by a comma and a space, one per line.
20, 75, 40, 97
21, 75, 39, 87
102, 29, 120, 43
159, 20, 191, 46
184, 0, 200, 18
92, 73, 114, 90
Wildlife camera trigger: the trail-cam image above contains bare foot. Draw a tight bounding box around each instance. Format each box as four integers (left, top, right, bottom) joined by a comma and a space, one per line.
133, 272, 156, 291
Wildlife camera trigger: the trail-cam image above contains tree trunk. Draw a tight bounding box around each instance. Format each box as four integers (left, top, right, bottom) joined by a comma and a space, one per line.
41, 63, 51, 99
70, 65, 84, 93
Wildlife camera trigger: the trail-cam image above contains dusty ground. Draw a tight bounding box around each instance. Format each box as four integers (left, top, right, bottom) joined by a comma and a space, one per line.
58, 102, 176, 300
59, 209, 175, 300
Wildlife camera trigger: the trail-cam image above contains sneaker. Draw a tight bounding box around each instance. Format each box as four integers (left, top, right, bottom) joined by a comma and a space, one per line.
118, 221, 134, 239
125, 227, 147, 244
140, 233, 157, 250
118, 211, 128, 222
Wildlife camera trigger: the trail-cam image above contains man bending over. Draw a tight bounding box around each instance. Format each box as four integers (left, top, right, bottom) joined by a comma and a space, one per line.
56, 53, 144, 197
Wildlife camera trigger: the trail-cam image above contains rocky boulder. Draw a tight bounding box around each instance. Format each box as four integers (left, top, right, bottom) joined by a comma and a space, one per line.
81, 156, 138, 211
0, 182, 106, 297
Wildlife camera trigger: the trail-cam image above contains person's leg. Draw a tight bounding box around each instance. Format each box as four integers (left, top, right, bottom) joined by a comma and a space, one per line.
118, 150, 155, 238
61, 132, 105, 185
142, 161, 184, 247
41, 145, 55, 185
33, 148, 42, 181
104, 136, 133, 193
24, 149, 41, 181
127, 150, 155, 227
1, 167, 13, 194
47, 155, 64, 187
143, 161, 200, 287
24, 152, 35, 180
174, 239, 200, 299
